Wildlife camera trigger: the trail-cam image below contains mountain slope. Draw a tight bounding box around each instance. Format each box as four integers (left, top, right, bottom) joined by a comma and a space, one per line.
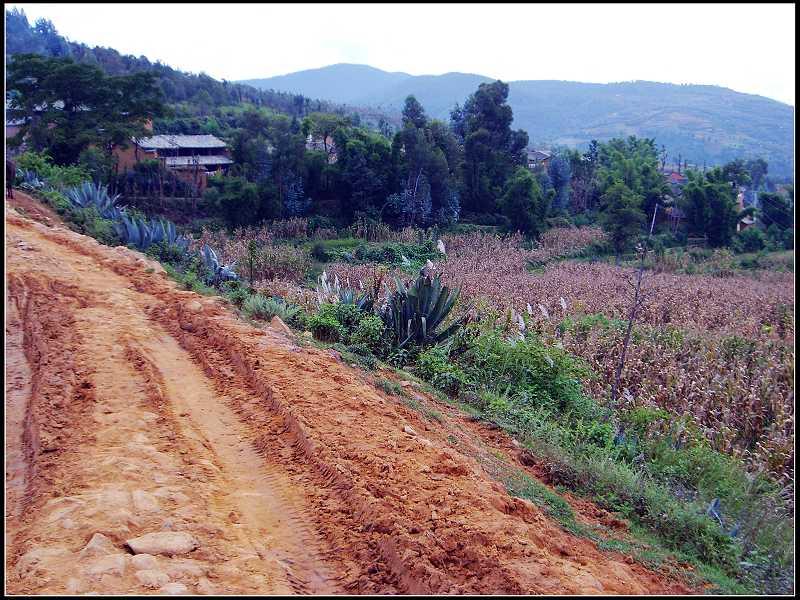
240, 63, 413, 107
242, 64, 794, 177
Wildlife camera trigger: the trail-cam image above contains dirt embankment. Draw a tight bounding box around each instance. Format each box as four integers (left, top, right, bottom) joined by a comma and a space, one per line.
5, 199, 693, 595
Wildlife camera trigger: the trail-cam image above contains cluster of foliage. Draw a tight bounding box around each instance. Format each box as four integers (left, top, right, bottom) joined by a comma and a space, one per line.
7, 53, 166, 166
18, 154, 236, 291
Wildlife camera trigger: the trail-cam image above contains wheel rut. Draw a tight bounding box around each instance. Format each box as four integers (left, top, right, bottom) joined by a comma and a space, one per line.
133, 331, 342, 595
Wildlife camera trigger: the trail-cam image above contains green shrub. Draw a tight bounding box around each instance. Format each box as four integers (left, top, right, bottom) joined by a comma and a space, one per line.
329, 302, 363, 330
145, 241, 188, 265
39, 188, 73, 215
220, 280, 251, 308
311, 242, 328, 262
308, 304, 347, 342
350, 314, 387, 354
16, 150, 90, 189
243, 294, 300, 322
71, 206, 120, 246
417, 344, 468, 394
732, 228, 766, 253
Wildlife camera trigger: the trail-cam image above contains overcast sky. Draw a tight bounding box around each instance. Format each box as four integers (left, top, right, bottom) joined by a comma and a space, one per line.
9, 3, 796, 105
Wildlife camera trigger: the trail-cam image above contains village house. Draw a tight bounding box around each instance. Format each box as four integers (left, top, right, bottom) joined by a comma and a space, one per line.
113, 131, 233, 195
526, 149, 551, 170
305, 134, 337, 164
736, 187, 756, 232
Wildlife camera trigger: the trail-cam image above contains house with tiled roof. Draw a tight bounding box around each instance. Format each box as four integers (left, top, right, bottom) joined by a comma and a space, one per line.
526, 149, 551, 170
113, 130, 233, 195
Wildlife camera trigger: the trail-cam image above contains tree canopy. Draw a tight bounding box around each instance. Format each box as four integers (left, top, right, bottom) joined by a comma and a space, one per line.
7, 53, 166, 164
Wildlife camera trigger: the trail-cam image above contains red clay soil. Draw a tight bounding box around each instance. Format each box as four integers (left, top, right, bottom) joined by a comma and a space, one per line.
5, 200, 693, 595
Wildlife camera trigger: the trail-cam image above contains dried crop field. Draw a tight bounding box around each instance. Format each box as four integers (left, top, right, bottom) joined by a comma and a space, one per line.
331, 228, 795, 481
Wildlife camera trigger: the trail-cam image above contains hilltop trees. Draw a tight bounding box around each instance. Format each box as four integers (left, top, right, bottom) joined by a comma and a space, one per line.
453, 81, 529, 217
499, 167, 549, 237
7, 53, 166, 165
599, 181, 646, 262
681, 168, 740, 247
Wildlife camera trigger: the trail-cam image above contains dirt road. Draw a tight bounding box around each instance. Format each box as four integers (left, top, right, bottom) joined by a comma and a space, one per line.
5, 199, 692, 594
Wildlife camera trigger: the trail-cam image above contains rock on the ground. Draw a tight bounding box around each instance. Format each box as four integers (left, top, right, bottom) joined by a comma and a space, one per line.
159, 582, 189, 595
65, 577, 87, 593
270, 316, 292, 336
84, 554, 128, 578
166, 558, 206, 578
131, 553, 159, 570
16, 547, 71, 576
185, 300, 203, 314
196, 577, 218, 595
125, 532, 199, 556
132, 490, 160, 513
79, 533, 117, 558
135, 569, 171, 589
403, 425, 417, 436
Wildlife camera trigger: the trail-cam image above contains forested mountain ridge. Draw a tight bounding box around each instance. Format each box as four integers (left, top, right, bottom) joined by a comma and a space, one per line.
4, 9, 381, 124
242, 63, 794, 177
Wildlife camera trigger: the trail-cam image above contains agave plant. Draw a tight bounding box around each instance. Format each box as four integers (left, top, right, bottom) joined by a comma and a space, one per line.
383, 270, 463, 349
65, 182, 122, 220
201, 244, 238, 284
17, 168, 46, 191
113, 214, 190, 253
337, 287, 374, 312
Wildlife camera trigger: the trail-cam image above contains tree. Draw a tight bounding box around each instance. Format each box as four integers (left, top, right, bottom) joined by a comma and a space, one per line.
457, 81, 528, 215
599, 181, 646, 262
759, 192, 793, 230
547, 152, 572, 213
681, 168, 740, 247
7, 54, 165, 165
746, 158, 769, 190
499, 167, 549, 237
392, 103, 461, 226
203, 175, 260, 228
595, 137, 667, 220
721, 159, 752, 188
401, 95, 427, 129
301, 112, 348, 159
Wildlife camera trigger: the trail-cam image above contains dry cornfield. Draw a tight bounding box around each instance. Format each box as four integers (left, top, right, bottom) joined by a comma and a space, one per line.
330, 228, 795, 480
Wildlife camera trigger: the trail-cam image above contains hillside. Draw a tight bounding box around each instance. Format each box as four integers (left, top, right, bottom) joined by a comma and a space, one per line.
242, 64, 795, 177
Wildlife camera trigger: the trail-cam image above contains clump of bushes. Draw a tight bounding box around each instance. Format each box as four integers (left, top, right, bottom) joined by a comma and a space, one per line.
243, 294, 301, 323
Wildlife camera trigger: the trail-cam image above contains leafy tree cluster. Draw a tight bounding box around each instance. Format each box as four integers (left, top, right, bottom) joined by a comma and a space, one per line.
451, 81, 529, 216
6, 53, 166, 165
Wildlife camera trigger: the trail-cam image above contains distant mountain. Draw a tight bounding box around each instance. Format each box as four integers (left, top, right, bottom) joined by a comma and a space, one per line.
242, 64, 794, 177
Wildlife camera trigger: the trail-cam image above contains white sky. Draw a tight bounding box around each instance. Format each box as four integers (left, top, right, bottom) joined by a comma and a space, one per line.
8, 3, 796, 105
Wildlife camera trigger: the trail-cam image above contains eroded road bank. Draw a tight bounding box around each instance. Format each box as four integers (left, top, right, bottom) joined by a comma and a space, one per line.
5, 201, 692, 595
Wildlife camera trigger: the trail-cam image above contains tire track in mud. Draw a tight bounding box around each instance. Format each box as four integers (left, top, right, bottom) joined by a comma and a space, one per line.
5, 212, 342, 594
5, 289, 33, 523
127, 332, 342, 594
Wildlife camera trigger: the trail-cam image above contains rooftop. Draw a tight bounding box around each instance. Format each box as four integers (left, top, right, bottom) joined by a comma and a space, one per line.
527, 149, 551, 160
137, 134, 228, 150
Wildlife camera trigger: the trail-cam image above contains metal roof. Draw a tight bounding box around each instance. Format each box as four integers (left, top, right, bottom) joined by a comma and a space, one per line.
137, 134, 228, 150
164, 155, 234, 168
527, 149, 551, 160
